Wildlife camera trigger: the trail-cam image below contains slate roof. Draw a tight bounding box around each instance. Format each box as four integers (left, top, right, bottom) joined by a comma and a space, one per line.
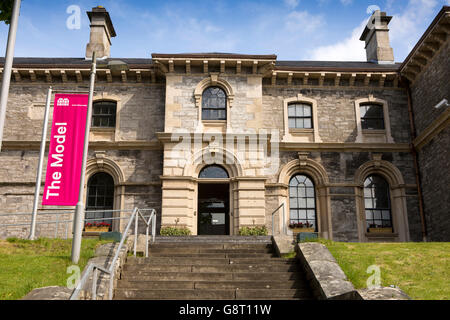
0, 57, 402, 72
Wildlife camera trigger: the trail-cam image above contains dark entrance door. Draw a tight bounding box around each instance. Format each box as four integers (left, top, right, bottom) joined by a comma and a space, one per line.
198, 183, 230, 235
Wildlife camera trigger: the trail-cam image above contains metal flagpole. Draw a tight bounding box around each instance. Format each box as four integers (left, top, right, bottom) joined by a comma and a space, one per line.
71, 52, 97, 264
0, 0, 22, 151
29, 86, 52, 240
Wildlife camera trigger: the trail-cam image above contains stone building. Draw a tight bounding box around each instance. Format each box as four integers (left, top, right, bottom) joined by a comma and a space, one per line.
0, 6, 448, 241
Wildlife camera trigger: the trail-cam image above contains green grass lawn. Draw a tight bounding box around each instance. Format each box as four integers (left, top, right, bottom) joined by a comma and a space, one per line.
314, 239, 450, 300
0, 238, 109, 300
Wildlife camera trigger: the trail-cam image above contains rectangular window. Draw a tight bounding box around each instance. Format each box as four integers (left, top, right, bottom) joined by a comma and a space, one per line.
360, 104, 385, 130
92, 101, 117, 128
288, 103, 313, 129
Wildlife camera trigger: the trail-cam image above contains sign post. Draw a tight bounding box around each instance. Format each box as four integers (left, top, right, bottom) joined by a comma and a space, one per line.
0, 0, 22, 151
71, 52, 97, 264
29, 87, 52, 240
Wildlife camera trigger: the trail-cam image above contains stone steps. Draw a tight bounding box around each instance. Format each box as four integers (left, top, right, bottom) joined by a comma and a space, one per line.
114, 238, 314, 300
123, 264, 298, 273
148, 248, 273, 254
121, 271, 304, 281
127, 257, 293, 265
116, 280, 304, 290
114, 289, 309, 300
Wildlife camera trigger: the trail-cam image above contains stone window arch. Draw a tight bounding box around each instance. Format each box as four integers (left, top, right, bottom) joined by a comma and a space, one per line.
282, 94, 321, 143
354, 159, 410, 242
277, 156, 331, 239
85, 154, 125, 232
194, 75, 234, 130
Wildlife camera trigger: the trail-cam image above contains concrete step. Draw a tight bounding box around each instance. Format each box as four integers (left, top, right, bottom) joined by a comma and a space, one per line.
235, 289, 313, 300
117, 280, 195, 290
148, 248, 273, 254
116, 280, 305, 290
153, 236, 272, 244
120, 271, 303, 282
149, 243, 272, 250
114, 289, 236, 300
114, 288, 311, 300
126, 257, 295, 265
147, 252, 277, 259
114, 289, 311, 300
123, 263, 299, 273
193, 280, 306, 290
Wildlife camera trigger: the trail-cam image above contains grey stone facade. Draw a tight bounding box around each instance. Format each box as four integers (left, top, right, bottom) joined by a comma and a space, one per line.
0, 6, 448, 242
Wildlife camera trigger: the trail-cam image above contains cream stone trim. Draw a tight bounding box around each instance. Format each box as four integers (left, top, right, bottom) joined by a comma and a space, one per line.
413, 107, 450, 151
277, 157, 332, 240
183, 147, 243, 178
354, 159, 410, 242
282, 94, 322, 143
354, 95, 394, 143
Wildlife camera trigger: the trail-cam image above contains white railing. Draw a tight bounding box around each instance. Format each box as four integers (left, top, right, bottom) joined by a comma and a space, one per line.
70, 207, 156, 300
271, 202, 287, 235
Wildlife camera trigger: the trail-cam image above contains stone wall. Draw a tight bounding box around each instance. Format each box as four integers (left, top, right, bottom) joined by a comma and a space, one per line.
417, 126, 450, 241
410, 40, 450, 135
410, 39, 450, 241
0, 82, 165, 238
262, 86, 411, 143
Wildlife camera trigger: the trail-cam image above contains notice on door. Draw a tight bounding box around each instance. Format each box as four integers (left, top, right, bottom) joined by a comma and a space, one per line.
42, 94, 88, 206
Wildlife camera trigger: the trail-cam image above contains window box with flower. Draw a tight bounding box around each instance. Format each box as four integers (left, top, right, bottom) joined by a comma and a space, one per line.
289, 222, 315, 233
368, 224, 393, 234
84, 222, 111, 232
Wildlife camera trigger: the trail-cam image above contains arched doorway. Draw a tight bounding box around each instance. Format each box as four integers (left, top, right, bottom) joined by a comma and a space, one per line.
197, 165, 230, 235
85, 172, 114, 231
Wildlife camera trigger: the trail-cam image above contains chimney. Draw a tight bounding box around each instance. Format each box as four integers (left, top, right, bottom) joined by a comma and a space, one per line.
85, 6, 116, 59
360, 11, 394, 64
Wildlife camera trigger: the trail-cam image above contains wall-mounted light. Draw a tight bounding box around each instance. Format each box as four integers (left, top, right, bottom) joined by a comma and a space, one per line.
434, 99, 449, 109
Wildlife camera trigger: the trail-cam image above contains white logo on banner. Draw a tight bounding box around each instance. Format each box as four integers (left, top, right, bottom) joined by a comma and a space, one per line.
57, 98, 70, 107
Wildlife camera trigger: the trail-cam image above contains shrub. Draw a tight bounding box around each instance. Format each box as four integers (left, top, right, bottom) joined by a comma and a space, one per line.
160, 226, 191, 236
238, 226, 268, 236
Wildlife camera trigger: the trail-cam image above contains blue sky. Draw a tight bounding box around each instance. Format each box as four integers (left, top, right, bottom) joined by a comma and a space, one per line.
0, 0, 448, 62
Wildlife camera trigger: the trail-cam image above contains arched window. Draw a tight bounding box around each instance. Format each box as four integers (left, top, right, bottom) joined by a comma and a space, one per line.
364, 175, 393, 232
289, 174, 317, 231
288, 103, 313, 129
202, 87, 227, 120
85, 172, 114, 230
199, 165, 229, 179
92, 101, 117, 128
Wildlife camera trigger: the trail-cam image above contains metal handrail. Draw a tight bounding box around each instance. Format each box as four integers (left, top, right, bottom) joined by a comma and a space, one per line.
271, 202, 287, 235
0, 209, 153, 240
69, 207, 156, 300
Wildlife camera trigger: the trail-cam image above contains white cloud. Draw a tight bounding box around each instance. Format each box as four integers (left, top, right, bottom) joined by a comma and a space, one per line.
308, 19, 367, 61
284, 0, 300, 9
285, 10, 325, 34
389, 0, 440, 56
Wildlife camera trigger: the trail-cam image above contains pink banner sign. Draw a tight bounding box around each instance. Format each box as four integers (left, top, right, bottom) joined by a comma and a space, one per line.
42, 94, 88, 206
